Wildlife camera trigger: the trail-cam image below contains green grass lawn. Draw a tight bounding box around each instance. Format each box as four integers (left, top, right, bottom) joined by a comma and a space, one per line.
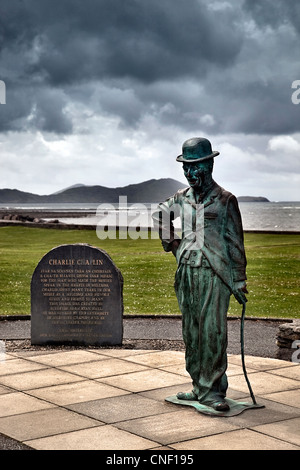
0, 226, 299, 319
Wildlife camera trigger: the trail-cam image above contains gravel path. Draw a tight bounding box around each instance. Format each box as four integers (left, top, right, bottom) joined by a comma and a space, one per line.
0, 316, 282, 359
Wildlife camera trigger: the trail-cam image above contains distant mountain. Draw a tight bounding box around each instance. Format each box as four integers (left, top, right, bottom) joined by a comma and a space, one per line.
51, 184, 86, 195
237, 196, 270, 202
0, 188, 42, 203
0, 179, 187, 204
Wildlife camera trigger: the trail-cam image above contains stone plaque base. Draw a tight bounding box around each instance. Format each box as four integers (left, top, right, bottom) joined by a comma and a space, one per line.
165, 395, 265, 417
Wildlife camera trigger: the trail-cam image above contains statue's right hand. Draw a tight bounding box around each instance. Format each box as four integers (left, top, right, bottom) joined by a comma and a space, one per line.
232, 281, 248, 304
171, 240, 180, 257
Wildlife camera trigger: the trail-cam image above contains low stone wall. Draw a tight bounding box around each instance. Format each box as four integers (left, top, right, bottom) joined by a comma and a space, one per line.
0, 213, 59, 224
0, 213, 96, 230
276, 320, 300, 362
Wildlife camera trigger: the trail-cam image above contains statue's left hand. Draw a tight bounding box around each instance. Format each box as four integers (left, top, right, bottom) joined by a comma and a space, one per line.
233, 281, 248, 304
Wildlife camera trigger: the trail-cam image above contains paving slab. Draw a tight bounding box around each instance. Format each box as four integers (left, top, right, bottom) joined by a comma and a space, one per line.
67, 394, 170, 423
228, 354, 299, 370
228, 371, 300, 395
116, 408, 240, 446
122, 350, 186, 368
261, 389, 300, 408
0, 407, 101, 442
24, 349, 108, 366
252, 417, 300, 447
59, 357, 149, 379
0, 384, 13, 396
100, 368, 190, 392
0, 391, 53, 417
225, 397, 300, 427
171, 428, 300, 451
25, 425, 160, 451
0, 357, 47, 376
26, 380, 130, 406
0, 367, 85, 391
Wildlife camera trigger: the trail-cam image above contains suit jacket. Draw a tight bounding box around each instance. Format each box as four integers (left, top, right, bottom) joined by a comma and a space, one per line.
152, 182, 247, 292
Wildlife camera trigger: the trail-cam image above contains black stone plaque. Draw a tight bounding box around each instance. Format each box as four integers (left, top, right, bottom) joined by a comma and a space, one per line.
31, 244, 123, 346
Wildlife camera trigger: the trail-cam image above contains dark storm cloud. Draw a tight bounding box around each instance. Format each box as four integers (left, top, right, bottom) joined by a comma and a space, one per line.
244, 0, 300, 33
27, 88, 73, 134
4, 0, 242, 84
0, 0, 299, 134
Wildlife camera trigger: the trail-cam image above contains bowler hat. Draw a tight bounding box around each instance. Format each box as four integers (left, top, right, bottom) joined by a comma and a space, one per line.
176, 137, 219, 163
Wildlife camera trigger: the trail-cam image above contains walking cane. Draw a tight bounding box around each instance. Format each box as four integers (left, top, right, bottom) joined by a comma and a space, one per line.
240, 301, 257, 405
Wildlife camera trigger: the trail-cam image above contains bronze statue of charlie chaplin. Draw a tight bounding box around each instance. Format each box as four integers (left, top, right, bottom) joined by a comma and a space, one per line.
152, 137, 261, 416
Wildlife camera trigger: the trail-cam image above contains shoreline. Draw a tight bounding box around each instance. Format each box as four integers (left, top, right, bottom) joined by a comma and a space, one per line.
1, 219, 300, 234
0, 208, 96, 218
0, 209, 300, 234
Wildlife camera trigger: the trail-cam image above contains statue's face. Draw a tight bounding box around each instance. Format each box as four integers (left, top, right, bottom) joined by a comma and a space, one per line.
183, 160, 213, 189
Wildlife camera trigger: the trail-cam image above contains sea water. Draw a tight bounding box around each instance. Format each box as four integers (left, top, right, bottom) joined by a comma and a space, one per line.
1, 201, 299, 231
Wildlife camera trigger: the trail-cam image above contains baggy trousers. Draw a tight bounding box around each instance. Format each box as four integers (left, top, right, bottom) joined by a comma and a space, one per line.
174, 261, 231, 404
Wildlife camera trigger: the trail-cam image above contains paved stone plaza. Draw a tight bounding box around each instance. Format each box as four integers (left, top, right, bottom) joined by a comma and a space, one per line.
0, 347, 299, 450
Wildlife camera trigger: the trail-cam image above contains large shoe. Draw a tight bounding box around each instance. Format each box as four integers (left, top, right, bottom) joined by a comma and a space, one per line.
203, 399, 230, 412
176, 391, 198, 401
213, 401, 230, 412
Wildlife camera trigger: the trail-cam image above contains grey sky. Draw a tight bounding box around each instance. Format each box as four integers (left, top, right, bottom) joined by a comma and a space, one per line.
0, 0, 299, 200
